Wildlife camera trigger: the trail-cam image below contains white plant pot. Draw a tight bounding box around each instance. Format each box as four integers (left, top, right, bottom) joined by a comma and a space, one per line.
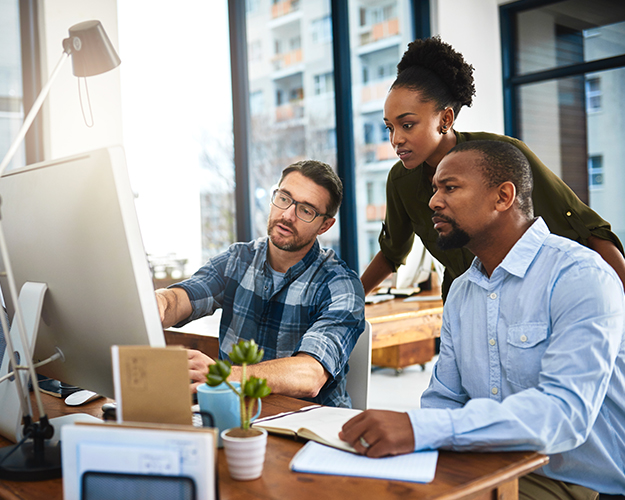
221, 427, 268, 481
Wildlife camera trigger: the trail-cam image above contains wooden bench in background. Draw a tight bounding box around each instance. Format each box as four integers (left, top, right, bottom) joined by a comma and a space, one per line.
366, 288, 443, 373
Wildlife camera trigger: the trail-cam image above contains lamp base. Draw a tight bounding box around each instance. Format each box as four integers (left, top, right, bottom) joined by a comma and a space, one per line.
0, 439, 62, 481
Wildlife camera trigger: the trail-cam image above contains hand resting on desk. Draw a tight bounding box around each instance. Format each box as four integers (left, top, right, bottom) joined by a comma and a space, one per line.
339, 410, 415, 458
187, 348, 329, 398
187, 349, 217, 393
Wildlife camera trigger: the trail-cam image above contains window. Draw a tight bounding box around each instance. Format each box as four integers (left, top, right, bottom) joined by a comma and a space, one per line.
274, 39, 283, 55
244, 0, 338, 249
360, 2, 397, 27
117, 0, 235, 272
501, 0, 625, 243
0, 0, 25, 173
250, 90, 264, 115
325, 128, 336, 150
246, 0, 260, 14
313, 72, 334, 95
588, 155, 604, 189
366, 181, 374, 204
376, 63, 394, 79
311, 16, 332, 44
350, 0, 413, 272
276, 89, 285, 106
585, 76, 602, 113
233, 0, 427, 271
383, 4, 397, 20
380, 122, 388, 140
364, 123, 374, 145
249, 40, 262, 62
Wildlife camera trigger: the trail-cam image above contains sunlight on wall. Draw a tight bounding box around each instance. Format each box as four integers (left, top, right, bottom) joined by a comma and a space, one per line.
117, 0, 233, 275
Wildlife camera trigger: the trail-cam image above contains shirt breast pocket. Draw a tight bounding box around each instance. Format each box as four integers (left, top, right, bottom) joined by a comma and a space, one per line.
505, 323, 549, 389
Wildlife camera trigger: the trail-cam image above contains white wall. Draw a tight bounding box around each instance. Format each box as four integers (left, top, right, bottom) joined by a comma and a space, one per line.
431, 0, 506, 135
37, 0, 205, 274
39, 0, 123, 159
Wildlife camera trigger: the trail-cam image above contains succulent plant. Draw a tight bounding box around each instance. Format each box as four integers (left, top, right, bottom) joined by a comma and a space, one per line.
206, 339, 271, 430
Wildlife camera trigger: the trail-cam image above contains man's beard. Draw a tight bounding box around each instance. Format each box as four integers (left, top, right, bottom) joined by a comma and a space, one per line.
435, 214, 470, 250
267, 218, 314, 252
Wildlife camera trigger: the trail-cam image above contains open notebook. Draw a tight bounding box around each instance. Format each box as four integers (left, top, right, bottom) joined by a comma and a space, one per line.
252, 405, 361, 452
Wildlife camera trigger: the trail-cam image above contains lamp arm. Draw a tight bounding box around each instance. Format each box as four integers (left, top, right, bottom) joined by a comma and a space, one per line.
0, 50, 70, 177
0, 226, 38, 421
0, 48, 71, 427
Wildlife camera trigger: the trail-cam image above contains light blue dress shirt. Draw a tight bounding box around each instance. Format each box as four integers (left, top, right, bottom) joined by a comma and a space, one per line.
409, 218, 625, 494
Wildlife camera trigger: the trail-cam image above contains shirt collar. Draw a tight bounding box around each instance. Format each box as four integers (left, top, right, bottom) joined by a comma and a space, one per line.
469, 217, 550, 280
261, 237, 321, 280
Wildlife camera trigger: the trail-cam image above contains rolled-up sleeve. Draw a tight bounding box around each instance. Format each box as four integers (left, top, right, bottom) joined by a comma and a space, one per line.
297, 272, 365, 378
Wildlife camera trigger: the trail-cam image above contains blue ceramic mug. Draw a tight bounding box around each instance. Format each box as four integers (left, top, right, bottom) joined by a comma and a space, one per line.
197, 381, 262, 447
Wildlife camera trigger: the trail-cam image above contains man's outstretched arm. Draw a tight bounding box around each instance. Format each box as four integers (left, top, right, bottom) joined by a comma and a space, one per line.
155, 287, 193, 329
187, 349, 329, 398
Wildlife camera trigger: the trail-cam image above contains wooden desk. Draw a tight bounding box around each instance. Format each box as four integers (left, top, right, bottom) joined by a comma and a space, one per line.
0, 393, 547, 500
366, 289, 443, 372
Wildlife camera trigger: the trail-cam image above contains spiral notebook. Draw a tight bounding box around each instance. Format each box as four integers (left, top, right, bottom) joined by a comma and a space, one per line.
290, 441, 438, 483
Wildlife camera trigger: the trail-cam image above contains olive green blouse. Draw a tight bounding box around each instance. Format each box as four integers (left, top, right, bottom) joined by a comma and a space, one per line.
379, 131, 624, 299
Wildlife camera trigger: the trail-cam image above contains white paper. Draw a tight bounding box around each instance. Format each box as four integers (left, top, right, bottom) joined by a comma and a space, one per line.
290, 441, 438, 483
403, 295, 442, 303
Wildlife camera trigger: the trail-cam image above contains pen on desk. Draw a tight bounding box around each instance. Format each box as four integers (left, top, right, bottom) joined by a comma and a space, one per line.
253, 405, 321, 423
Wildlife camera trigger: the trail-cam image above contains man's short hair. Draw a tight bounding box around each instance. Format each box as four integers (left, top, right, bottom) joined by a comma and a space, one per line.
449, 140, 534, 219
279, 160, 343, 218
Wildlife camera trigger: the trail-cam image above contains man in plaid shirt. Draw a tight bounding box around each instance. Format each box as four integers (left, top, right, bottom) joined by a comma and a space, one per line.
157, 160, 365, 407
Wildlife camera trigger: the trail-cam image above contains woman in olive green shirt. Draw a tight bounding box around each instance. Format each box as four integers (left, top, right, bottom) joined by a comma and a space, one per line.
361, 37, 625, 299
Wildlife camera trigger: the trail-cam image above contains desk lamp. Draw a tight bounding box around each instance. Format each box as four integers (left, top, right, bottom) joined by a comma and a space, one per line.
0, 20, 120, 480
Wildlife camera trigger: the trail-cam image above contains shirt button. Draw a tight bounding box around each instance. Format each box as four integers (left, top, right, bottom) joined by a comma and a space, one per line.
520, 335, 528, 342
489, 292, 497, 299
566, 211, 572, 217
492, 387, 498, 395
489, 339, 496, 346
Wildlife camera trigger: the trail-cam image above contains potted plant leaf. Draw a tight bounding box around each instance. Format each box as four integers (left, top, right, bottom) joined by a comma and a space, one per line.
205, 339, 272, 480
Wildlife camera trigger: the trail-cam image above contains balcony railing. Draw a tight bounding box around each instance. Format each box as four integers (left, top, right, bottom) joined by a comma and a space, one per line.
359, 18, 399, 45
361, 78, 393, 103
363, 142, 395, 163
272, 0, 300, 18
272, 48, 303, 71
276, 100, 305, 122
366, 204, 386, 222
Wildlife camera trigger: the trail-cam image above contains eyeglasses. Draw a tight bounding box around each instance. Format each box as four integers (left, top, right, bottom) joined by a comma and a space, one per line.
271, 190, 328, 223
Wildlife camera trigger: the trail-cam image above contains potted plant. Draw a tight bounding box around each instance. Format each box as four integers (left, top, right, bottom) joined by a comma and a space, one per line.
206, 339, 271, 480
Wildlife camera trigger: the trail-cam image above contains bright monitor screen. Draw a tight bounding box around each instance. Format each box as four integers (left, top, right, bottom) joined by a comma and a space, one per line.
0, 146, 165, 400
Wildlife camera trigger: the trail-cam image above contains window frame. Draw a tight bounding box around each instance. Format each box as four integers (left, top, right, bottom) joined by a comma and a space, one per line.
17, 0, 43, 166
499, 0, 625, 138
227, 0, 430, 271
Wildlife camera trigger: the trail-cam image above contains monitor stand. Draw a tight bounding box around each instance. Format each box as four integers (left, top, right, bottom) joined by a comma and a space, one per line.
0, 282, 100, 480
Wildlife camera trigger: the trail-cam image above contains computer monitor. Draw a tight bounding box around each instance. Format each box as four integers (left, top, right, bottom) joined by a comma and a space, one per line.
0, 146, 165, 440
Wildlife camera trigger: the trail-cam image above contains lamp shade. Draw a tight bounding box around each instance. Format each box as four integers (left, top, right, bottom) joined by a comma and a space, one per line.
62, 20, 121, 77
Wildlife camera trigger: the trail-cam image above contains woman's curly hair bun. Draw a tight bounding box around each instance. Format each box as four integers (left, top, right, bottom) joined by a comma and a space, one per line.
397, 36, 475, 108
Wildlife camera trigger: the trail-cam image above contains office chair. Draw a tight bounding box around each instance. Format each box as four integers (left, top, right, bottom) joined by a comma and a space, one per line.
346, 320, 372, 411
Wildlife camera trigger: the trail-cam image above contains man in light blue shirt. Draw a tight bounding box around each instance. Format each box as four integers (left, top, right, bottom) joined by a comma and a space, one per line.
341, 141, 625, 498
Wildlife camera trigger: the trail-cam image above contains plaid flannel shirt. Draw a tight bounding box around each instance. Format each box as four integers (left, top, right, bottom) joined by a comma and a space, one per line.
172, 237, 365, 407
